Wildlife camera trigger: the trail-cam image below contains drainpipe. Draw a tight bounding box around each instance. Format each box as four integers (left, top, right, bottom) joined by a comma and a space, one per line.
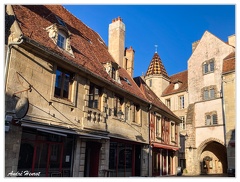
221, 75, 228, 173
5, 35, 24, 91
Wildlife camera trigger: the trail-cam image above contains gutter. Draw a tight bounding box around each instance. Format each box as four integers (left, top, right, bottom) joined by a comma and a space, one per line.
5, 35, 24, 91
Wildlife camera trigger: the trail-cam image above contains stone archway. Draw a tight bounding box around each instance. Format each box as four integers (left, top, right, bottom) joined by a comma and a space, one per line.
197, 138, 227, 174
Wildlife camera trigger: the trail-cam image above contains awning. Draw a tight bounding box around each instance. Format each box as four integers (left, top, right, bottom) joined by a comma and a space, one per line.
21, 120, 109, 139
152, 142, 179, 151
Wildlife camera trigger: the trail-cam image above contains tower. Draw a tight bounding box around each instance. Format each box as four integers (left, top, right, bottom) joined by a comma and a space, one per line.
145, 51, 170, 100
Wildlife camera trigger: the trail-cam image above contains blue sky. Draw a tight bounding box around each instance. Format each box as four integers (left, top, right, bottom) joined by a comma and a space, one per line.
63, 4, 235, 77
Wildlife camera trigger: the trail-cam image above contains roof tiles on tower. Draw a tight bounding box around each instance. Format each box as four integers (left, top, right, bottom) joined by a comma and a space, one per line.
145, 53, 169, 78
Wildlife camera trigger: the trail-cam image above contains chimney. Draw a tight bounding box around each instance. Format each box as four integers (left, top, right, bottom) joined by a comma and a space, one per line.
228, 34, 235, 47
192, 40, 200, 52
124, 46, 135, 77
108, 16, 125, 68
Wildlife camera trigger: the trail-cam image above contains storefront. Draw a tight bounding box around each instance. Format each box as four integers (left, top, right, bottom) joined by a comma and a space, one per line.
17, 124, 75, 177
108, 138, 142, 177
152, 143, 178, 176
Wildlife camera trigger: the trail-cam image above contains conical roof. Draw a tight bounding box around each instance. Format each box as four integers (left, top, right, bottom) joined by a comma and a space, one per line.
145, 52, 169, 78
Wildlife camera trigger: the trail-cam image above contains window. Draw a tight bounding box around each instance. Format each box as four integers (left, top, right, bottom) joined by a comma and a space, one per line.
149, 79, 152, 87
205, 113, 218, 125
179, 116, 185, 130
171, 122, 175, 141
166, 99, 171, 109
114, 95, 123, 117
156, 115, 162, 138
46, 23, 74, 56
203, 86, 216, 100
125, 106, 130, 121
132, 104, 140, 123
88, 83, 102, 110
174, 83, 179, 90
112, 67, 116, 80
179, 95, 184, 109
57, 32, 66, 49
203, 58, 215, 74
54, 67, 74, 100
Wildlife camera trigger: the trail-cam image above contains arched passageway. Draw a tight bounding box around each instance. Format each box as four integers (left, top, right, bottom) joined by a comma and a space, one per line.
199, 141, 227, 174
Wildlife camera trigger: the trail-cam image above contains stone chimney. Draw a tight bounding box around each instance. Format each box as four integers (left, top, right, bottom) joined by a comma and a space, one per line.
228, 34, 235, 47
192, 40, 200, 52
108, 16, 125, 68
124, 46, 135, 77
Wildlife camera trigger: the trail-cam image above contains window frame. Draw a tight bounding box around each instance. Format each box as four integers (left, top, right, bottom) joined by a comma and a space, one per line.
88, 83, 102, 110
202, 58, 215, 75
171, 122, 175, 142
156, 115, 162, 138
179, 95, 185, 109
179, 116, 185, 130
165, 99, 171, 109
132, 104, 141, 124
54, 66, 74, 101
205, 112, 218, 126
203, 86, 216, 100
57, 31, 67, 49
113, 95, 123, 117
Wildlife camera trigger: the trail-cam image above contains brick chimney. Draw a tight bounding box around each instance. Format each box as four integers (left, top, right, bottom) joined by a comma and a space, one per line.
108, 17, 125, 68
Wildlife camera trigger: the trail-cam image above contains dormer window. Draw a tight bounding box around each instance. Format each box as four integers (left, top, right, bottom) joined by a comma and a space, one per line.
104, 62, 121, 83
46, 22, 74, 56
173, 80, 182, 90
174, 83, 179, 90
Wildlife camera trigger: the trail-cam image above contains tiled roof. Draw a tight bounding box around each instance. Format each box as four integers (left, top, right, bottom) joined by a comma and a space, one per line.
134, 77, 180, 122
11, 5, 147, 102
222, 52, 235, 74
145, 52, 169, 78
162, 70, 188, 96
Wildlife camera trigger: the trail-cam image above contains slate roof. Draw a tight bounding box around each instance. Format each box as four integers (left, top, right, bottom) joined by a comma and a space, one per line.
162, 70, 188, 96
145, 52, 169, 78
222, 52, 235, 74
134, 77, 181, 122
10, 5, 147, 102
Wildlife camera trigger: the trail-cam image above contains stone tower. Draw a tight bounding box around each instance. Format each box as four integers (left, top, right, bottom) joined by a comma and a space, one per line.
145, 52, 170, 100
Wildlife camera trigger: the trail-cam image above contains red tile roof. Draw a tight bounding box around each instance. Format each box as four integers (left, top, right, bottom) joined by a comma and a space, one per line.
162, 70, 188, 96
11, 5, 147, 102
222, 52, 235, 74
134, 77, 180, 122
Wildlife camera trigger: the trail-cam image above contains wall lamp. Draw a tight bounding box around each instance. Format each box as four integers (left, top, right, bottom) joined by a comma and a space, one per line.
117, 110, 124, 120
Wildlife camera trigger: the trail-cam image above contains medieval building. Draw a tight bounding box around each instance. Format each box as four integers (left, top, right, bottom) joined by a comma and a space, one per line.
144, 31, 235, 175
